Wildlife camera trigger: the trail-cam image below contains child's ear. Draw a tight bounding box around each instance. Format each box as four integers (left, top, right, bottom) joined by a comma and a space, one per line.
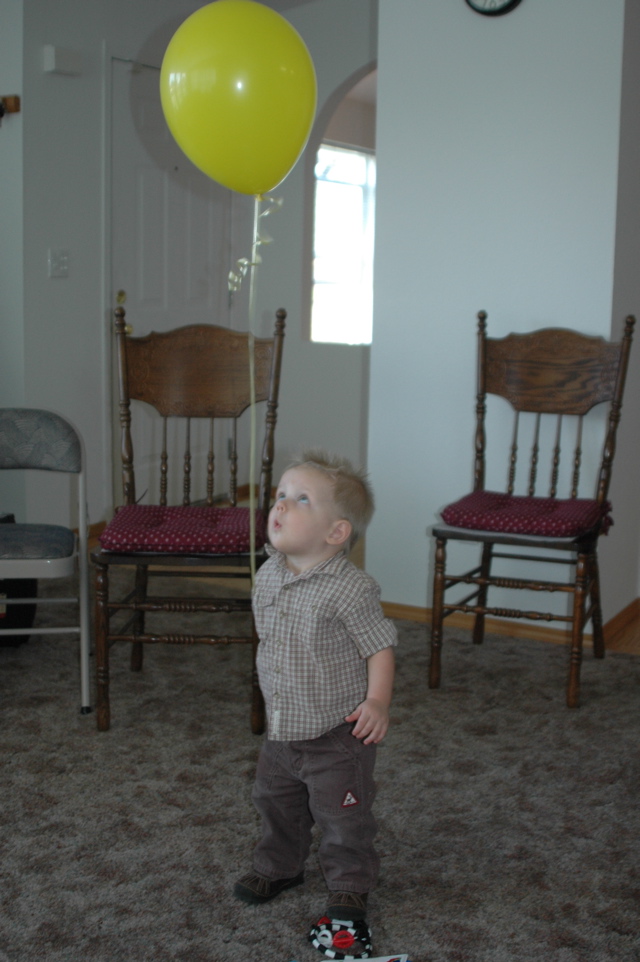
327, 519, 352, 547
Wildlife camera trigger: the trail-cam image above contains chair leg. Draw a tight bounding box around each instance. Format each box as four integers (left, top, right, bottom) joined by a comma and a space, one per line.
473, 542, 493, 645
130, 564, 147, 673
250, 619, 265, 735
567, 551, 589, 708
589, 551, 605, 659
94, 562, 111, 731
429, 536, 446, 689
78, 544, 92, 715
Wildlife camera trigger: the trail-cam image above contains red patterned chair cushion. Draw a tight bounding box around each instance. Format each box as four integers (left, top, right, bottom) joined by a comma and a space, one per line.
441, 490, 612, 537
99, 504, 266, 554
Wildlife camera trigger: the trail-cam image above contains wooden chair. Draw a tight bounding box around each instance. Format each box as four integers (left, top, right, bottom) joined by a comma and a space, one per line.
0, 408, 91, 712
429, 312, 635, 707
91, 307, 285, 731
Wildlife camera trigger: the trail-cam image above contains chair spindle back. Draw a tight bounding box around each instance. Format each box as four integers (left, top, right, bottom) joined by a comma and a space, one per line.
474, 312, 634, 504
114, 307, 285, 519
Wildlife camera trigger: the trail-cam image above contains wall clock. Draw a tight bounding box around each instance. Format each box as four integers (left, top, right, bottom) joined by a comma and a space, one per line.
465, 0, 523, 15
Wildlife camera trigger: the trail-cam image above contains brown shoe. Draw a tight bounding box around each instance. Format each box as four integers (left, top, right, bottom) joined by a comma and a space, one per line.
233, 871, 304, 904
326, 891, 368, 920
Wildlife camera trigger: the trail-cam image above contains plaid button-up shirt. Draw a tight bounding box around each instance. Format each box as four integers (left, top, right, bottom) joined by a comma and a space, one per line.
253, 549, 398, 741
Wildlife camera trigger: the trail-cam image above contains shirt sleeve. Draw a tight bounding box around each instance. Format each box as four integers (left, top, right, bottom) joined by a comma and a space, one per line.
339, 578, 398, 659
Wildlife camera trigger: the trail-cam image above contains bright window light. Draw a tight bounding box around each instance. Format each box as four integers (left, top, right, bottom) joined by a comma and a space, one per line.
311, 144, 376, 346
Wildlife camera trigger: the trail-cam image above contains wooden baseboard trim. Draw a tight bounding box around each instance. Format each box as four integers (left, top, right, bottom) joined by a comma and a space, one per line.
382, 596, 640, 651
381, 602, 585, 645
89, 521, 107, 540
445, 612, 576, 645
603, 597, 640, 646
381, 602, 429, 624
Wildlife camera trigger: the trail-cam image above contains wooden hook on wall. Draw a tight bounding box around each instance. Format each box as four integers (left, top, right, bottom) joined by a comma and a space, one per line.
0, 96, 21, 126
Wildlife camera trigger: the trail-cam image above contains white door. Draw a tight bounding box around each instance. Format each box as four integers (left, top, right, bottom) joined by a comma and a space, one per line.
109, 57, 253, 507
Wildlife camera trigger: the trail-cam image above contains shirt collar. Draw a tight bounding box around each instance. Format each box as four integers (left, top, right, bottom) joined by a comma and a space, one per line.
268, 546, 348, 581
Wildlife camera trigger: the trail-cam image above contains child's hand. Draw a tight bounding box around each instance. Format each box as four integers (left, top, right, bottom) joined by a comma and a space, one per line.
345, 698, 389, 744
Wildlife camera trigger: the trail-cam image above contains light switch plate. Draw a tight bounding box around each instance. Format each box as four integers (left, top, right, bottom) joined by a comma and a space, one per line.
48, 249, 70, 278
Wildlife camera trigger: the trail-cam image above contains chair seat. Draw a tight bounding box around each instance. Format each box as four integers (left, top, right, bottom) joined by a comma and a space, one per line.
99, 504, 266, 555
0, 524, 75, 560
440, 490, 612, 538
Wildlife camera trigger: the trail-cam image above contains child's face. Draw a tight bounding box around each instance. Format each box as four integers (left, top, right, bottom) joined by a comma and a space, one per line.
268, 466, 346, 570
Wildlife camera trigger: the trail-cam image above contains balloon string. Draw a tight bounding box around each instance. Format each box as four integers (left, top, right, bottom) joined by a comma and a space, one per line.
228, 195, 282, 291
228, 194, 282, 587
247, 195, 261, 587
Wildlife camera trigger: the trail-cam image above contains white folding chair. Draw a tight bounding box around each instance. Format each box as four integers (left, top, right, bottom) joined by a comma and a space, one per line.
0, 408, 91, 713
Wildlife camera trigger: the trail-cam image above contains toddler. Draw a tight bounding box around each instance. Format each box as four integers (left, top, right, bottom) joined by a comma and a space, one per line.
233, 451, 397, 923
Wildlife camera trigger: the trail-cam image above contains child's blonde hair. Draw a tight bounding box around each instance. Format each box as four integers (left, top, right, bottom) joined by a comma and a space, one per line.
287, 450, 374, 548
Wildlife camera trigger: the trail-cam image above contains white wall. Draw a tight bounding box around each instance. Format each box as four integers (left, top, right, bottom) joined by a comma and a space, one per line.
326, 96, 376, 151
608, 0, 640, 609
0, 1, 26, 518
250, 0, 377, 484
3, 0, 639, 622
14, 0, 207, 525
1, 0, 376, 528
368, 0, 639, 620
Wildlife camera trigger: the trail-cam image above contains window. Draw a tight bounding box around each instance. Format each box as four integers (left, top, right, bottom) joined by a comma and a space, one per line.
311, 144, 376, 345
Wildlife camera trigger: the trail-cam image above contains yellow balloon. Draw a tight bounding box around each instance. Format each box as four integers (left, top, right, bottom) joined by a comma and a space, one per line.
160, 0, 317, 195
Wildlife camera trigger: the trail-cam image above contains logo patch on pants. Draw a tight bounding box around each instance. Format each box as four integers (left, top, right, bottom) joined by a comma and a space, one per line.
341, 790, 359, 808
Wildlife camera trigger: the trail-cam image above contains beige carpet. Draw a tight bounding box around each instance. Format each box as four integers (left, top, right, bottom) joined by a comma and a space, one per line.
1, 573, 640, 961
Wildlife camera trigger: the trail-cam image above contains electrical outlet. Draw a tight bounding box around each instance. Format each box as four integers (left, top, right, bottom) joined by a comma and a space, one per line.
48, 249, 70, 278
